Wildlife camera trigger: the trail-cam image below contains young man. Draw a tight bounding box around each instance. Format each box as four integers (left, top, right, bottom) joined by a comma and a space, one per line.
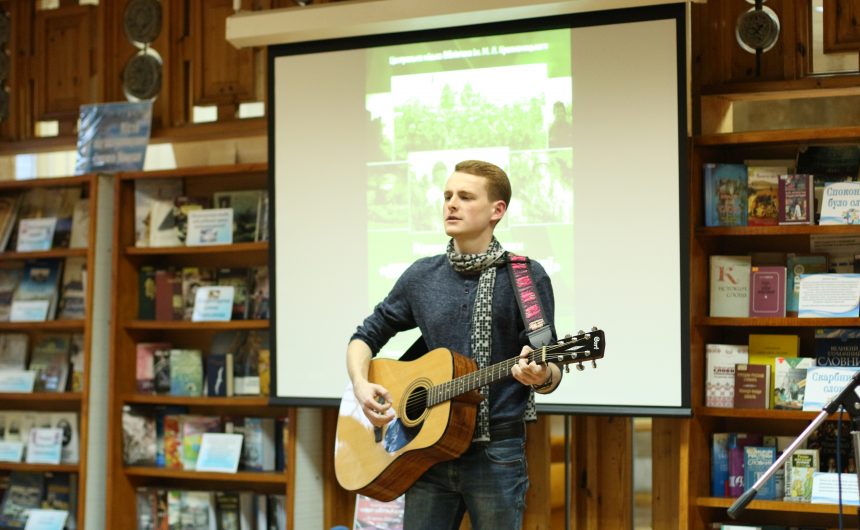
346, 159, 561, 530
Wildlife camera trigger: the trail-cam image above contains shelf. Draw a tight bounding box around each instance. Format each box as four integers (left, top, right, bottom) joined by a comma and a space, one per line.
0, 248, 88, 261
0, 462, 80, 473
696, 316, 860, 327
124, 320, 269, 331
124, 466, 287, 484
695, 496, 854, 515
696, 225, 860, 237
0, 320, 85, 332
694, 407, 842, 421
0, 174, 93, 191
695, 125, 860, 147
124, 242, 268, 267
125, 241, 267, 257
124, 394, 270, 407
118, 163, 268, 182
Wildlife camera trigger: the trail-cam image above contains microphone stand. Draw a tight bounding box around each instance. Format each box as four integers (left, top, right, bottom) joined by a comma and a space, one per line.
728, 370, 860, 526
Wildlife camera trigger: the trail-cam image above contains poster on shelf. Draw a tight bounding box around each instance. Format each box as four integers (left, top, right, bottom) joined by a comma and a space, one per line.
75, 101, 153, 175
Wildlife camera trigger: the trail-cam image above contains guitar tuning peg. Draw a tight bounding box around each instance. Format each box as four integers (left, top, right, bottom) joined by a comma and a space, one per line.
576, 363, 584, 371
564, 334, 572, 339
577, 329, 584, 335
564, 365, 570, 373
591, 326, 598, 331
592, 360, 597, 369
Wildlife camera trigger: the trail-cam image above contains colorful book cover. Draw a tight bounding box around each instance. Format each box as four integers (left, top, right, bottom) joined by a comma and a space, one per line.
787, 449, 819, 502
711, 432, 731, 497
705, 344, 749, 408
239, 417, 276, 471
704, 163, 747, 227
216, 268, 250, 320
162, 415, 182, 469
747, 168, 781, 226
136, 342, 170, 394
212, 190, 264, 243
709, 255, 751, 318
748, 266, 786, 317
726, 433, 764, 498
778, 174, 814, 225
733, 363, 770, 409
814, 327, 860, 367
134, 178, 183, 248
806, 421, 853, 472
786, 255, 828, 314
57, 256, 86, 320
0, 264, 23, 322
122, 407, 156, 465
168, 349, 202, 397
153, 347, 171, 394
743, 446, 777, 500
773, 356, 816, 410
179, 415, 221, 471
353, 494, 405, 530
0, 471, 45, 529
12, 259, 63, 321
28, 334, 71, 393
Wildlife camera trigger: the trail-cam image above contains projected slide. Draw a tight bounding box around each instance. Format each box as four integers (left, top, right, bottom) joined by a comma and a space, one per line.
364, 30, 575, 356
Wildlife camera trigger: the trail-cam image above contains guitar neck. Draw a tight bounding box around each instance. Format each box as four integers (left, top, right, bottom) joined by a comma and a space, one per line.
427, 350, 544, 407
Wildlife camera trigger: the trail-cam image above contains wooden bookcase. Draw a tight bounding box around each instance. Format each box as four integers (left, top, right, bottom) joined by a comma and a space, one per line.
687, 127, 860, 529
0, 174, 98, 530
104, 163, 296, 530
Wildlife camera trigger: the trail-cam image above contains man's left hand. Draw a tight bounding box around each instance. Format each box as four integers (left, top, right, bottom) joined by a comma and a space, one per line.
511, 345, 549, 387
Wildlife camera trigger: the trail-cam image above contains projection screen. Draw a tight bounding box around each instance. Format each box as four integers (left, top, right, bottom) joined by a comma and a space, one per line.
269, 4, 690, 415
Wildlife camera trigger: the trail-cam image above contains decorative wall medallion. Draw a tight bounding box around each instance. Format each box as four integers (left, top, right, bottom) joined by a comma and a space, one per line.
736, 4, 780, 54
122, 51, 162, 100
124, 0, 162, 45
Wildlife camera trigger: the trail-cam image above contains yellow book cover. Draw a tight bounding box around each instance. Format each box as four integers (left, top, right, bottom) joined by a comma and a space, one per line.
748, 334, 800, 407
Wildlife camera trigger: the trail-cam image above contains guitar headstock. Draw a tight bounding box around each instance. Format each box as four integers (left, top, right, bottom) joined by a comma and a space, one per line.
539, 327, 605, 372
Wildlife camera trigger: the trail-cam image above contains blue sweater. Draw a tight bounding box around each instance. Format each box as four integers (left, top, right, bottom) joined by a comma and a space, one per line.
351, 254, 556, 425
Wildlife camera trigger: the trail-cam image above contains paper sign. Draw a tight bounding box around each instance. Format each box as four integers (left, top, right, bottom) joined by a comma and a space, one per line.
24, 509, 68, 530
0, 370, 36, 392
195, 433, 243, 473
811, 472, 860, 505
24, 427, 63, 464
191, 286, 235, 322
0, 441, 24, 462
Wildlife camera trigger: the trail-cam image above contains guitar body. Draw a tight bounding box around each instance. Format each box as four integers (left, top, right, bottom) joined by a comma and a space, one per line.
334, 347, 479, 502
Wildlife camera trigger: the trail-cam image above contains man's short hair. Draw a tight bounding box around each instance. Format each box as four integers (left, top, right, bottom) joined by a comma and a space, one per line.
454, 160, 512, 206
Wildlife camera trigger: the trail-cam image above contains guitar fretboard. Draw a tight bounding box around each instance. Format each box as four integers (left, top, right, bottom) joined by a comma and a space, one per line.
427, 349, 544, 406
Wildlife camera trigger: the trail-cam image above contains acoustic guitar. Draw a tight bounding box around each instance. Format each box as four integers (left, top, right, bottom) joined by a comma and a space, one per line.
334, 328, 606, 501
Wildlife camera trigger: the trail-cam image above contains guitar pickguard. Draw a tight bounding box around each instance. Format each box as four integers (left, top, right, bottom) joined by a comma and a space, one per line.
382, 418, 419, 453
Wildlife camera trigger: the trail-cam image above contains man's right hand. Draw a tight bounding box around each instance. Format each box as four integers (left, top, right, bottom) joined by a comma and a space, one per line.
353, 379, 395, 427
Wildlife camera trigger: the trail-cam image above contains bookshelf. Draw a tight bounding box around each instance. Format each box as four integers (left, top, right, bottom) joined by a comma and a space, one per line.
0, 173, 99, 530
687, 127, 860, 529
104, 163, 296, 530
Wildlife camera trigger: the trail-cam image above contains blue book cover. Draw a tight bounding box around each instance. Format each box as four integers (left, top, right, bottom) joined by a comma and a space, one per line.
743, 446, 777, 500
786, 255, 827, 313
169, 349, 203, 396
814, 328, 860, 367
704, 163, 748, 227
711, 432, 731, 497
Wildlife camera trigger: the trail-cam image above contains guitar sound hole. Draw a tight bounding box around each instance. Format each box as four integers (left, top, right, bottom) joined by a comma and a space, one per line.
404, 386, 428, 423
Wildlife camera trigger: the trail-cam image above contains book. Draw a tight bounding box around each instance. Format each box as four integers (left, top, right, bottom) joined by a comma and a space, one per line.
171, 196, 210, 244
786, 448, 819, 502
181, 267, 215, 321
727, 433, 764, 498
709, 255, 751, 317
814, 327, 860, 367
748, 266, 786, 317
28, 335, 70, 393
258, 348, 270, 397
68, 198, 89, 249
69, 334, 84, 393
353, 494, 405, 530
15, 217, 56, 252
0, 334, 28, 371
249, 266, 269, 320
807, 420, 853, 473
178, 490, 212, 530
149, 199, 181, 247
748, 333, 799, 405
169, 349, 203, 397
0, 194, 21, 253
216, 268, 250, 320
162, 415, 182, 469
138, 265, 156, 320
56, 257, 86, 320
11, 259, 63, 322
703, 163, 747, 226
179, 415, 221, 471
746, 166, 781, 226
135, 179, 183, 248
122, 407, 156, 466
0, 472, 44, 529
205, 353, 227, 397
705, 344, 749, 408
50, 411, 78, 464
153, 347, 171, 395
240, 417, 275, 471
778, 174, 814, 225
212, 190, 264, 242
773, 357, 816, 410
136, 342, 170, 394
786, 255, 828, 315
0, 264, 23, 322
743, 446, 777, 500
214, 492, 240, 530
733, 363, 770, 409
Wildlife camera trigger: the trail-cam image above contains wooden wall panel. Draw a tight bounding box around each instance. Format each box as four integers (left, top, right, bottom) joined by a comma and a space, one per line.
191, 0, 256, 116
33, 4, 96, 121
824, 0, 860, 52
693, 1, 809, 91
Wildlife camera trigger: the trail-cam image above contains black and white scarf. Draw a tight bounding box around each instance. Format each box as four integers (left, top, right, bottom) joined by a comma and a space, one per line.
447, 237, 536, 442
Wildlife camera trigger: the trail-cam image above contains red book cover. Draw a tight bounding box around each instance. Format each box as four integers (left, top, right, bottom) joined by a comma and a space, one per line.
749, 266, 786, 317
733, 363, 771, 409
154, 268, 174, 321
778, 174, 814, 225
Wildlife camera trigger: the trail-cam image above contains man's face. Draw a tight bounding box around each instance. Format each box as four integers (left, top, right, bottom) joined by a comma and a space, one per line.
442, 171, 505, 239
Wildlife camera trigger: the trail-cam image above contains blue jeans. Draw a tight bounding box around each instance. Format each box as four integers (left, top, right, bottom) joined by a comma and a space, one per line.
403, 437, 528, 530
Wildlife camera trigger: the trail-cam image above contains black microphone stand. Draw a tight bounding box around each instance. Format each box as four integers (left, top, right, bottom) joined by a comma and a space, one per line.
728, 370, 860, 527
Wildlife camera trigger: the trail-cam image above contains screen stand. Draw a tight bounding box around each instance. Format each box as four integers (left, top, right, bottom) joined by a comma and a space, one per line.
728, 370, 860, 526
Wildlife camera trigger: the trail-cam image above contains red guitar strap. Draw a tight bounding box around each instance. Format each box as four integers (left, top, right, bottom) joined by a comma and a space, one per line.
507, 254, 552, 348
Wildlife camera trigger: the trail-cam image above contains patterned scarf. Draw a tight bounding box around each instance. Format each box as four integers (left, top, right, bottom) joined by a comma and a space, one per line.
447, 237, 536, 442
